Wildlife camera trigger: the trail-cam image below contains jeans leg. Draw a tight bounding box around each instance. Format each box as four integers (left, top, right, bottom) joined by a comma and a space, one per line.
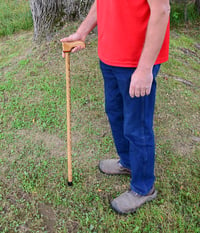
100, 61, 130, 169
115, 65, 160, 195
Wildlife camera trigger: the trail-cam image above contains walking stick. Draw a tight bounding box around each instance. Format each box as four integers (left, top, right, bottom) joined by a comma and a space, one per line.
62, 41, 85, 186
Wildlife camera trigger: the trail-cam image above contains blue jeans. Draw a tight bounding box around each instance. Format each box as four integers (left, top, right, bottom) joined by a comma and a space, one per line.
100, 60, 161, 195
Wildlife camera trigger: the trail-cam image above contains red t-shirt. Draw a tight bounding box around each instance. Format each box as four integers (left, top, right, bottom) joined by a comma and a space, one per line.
97, 0, 170, 67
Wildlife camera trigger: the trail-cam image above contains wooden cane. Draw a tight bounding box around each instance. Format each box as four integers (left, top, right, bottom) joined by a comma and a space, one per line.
62, 41, 85, 186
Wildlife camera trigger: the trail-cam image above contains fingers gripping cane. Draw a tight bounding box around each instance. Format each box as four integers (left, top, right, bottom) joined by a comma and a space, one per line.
62, 41, 85, 186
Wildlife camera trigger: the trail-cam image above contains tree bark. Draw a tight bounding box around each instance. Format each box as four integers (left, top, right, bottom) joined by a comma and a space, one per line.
29, 0, 93, 41
195, 0, 200, 14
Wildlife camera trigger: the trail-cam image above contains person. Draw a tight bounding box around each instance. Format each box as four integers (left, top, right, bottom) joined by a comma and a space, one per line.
61, 0, 170, 214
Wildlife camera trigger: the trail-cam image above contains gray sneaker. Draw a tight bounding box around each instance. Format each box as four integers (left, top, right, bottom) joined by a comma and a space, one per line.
111, 187, 157, 214
99, 159, 131, 175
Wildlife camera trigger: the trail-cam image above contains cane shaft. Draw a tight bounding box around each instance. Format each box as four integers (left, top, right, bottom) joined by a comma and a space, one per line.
62, 40, 85, 186
65, 53, 72, 183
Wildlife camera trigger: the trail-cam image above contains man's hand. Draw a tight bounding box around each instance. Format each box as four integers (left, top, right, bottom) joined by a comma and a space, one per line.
129, 68, 153, 98
60, 1, 97, 58
60, 32, 85, 57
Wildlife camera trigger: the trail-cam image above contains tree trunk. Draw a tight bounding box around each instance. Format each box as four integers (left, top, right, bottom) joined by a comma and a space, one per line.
195, 0, 200, 14
30, 0, 93, 41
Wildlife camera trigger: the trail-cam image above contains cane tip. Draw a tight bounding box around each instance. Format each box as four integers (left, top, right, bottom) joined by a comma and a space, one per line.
68, 181, 73, 186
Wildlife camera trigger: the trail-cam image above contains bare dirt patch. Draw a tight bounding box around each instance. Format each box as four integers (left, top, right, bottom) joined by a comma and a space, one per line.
17, 129, 66, 158
38, 203, 56, 233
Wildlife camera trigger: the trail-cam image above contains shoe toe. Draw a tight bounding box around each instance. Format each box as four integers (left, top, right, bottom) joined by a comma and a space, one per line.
111, 199, 125, 214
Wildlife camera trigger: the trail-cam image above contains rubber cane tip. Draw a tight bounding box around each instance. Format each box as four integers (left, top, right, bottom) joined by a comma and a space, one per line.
68, 182, 73, 186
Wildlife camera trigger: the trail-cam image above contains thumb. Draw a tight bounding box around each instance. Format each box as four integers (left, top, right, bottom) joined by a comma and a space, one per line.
129, 79, 135, 98
60, 33, 82, 42
60, 37, 72, 42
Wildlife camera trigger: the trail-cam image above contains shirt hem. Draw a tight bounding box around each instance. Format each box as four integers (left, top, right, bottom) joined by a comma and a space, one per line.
99, 55, 169, 68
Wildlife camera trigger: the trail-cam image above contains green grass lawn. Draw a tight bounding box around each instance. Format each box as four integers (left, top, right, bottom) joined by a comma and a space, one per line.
0, 0, 33, 36
0, 11, 200, 233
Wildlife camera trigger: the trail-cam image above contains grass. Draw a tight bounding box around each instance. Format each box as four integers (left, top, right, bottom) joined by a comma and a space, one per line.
0, 25, 199, 232
0, 0, 33, 36
0, 7, 200, 233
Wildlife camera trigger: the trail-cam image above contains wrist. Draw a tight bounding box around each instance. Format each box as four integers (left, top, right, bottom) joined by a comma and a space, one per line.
136, 65, 153, 73
76, 28, 87, 41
